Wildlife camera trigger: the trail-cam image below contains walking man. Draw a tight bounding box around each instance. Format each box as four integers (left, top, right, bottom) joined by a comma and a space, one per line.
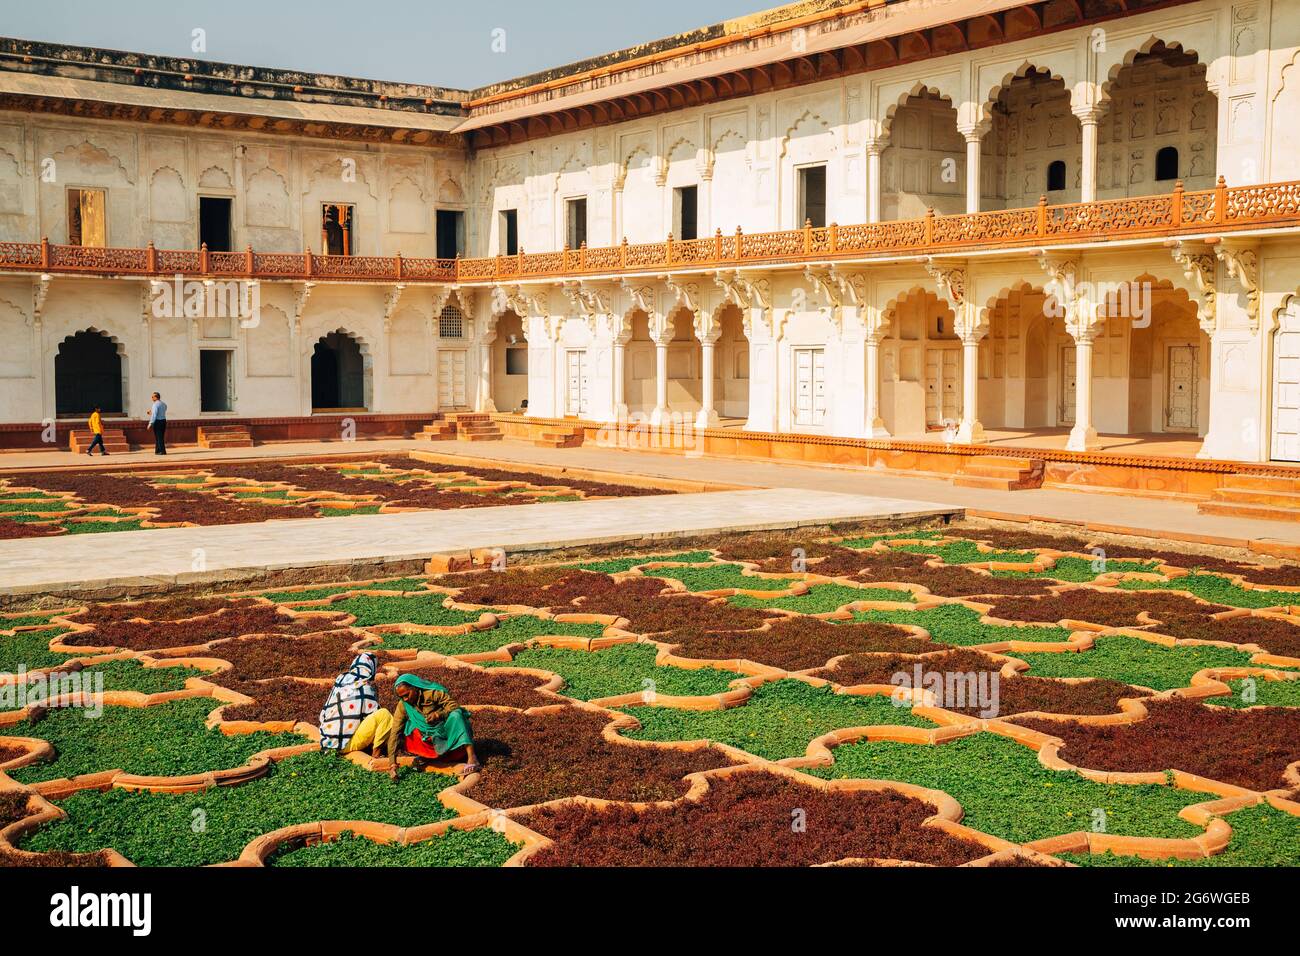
85, 406, 108, 456
147, 391, 168, 455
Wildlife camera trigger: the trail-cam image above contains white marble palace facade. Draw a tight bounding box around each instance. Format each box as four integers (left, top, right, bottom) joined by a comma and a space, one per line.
4, 0, 1300, 463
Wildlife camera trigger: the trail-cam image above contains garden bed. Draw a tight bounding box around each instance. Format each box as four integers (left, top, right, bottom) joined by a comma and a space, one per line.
4, 524, 1299, 867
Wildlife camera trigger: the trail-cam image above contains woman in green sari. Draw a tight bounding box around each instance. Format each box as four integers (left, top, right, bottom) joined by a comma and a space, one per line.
383, 674, 480, 779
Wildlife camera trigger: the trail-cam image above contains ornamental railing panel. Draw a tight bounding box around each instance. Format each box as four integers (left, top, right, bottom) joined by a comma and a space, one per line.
2, 179, 1297, 286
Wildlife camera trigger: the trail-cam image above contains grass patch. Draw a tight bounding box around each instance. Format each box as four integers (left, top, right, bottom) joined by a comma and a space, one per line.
809, 733, 1205, 845
731, 583, 913, 614
1116, 574, 1298, 609
269, 827, 515, 867
1015, 636, 1261, 691
63, 520, 150, 534
621, 679, 934, 761
7, 698, 305, 784
22, 751, 456, 866
854, 604, 1073, 646
487, 643, 744, 701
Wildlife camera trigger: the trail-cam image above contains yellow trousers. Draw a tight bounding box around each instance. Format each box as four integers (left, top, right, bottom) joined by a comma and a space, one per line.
342, 707, 394, 755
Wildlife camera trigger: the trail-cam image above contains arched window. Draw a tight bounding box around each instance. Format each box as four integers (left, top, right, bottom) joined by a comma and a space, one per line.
1046, 160, 1067, 192
56, 330, 123, 416
1155, 146, 1180, 181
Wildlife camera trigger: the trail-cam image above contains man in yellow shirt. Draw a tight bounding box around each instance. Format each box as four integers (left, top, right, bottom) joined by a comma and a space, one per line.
86, 407, 107, 456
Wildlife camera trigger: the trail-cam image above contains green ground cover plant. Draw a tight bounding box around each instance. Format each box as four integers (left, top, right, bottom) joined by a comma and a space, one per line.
1116, 573, 1297, 609
7, 697, 305, 784
260, 577, 433, 603
837, 530, 944, 549
1014, 636, 1261, 691
20, 659, 203, 699
566, 551, 715, 574
891, 540, 1041, 565
645, 562, 798, 592
22, 751, 457, 866
853, 604, 1073, 645
370, 613, 607, 654
730, 583, 914, 613
993, 557, 1159, 583
330, 594, 494, 627
269, 827, 515, 867
1058, 805, 1300, 867
487, 642, 744, 701
1211, 677, 1300, 709
810, 732, 1206, 845
0, 627, 76, 673
621, 679, 935, 760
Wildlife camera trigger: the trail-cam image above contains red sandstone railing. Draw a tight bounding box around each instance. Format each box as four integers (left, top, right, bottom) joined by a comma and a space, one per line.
3, 177, 1299, 286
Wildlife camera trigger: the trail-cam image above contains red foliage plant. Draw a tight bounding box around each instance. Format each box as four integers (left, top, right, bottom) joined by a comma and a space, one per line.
462, 706, 733, 809
663, 615, 936, 670
809, 648, 1149, 717
981, 591, 1229, 629
1014, 697, 1300, 791
521, 770, 989, 867
60, 605, 350, 653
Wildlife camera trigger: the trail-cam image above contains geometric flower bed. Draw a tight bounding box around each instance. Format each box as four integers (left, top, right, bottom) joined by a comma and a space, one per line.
0, 454, 670, 537
2, 523, 1298, 867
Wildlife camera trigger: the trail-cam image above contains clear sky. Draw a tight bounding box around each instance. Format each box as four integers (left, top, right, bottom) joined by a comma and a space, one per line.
3, 0, 771, 89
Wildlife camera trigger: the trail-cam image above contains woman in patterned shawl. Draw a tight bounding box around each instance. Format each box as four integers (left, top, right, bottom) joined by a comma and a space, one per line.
317, 653, 380, 752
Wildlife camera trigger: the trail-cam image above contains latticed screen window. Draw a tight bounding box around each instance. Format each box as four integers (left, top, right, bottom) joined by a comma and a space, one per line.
438, 305, 466, 339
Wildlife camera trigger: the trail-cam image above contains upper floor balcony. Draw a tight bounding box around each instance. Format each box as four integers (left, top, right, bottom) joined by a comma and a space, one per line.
2, 178, 1299, 289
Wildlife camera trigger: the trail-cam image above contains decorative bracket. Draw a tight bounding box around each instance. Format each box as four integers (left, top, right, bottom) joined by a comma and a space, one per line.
292, 281, 316, 333
32, 274, 51, 329
1035, 252, 1096, 339
1212, 242, 1259, 332
1168, 240, 1217, 335
382, 283, 408, 334
924, 257, 967, 307
713, 269, 772, 338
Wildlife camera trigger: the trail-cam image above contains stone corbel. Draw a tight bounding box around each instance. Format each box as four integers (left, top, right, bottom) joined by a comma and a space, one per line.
1035, 252, 1096, 340
141, 280, 159, 328
382, 283, 408, 334
1168, 240, 1217, 335
292, 281, 316, 334
1211, 241, 1260, 333
32, 274, 52, 329
803, 266, 844, 331
924, 257, 967, 309
561, 280, 611, 335
620, 278, 655, 318
661, 274, 701, 315
713, 269, 773, 339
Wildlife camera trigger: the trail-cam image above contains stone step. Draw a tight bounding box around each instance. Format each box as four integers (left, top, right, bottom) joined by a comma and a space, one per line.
535, 429, 584, 449
415, 424, 457, 441
952, 455, 1044, 491
1212, 487, 1300, 508
68, 429, 130, 454
460, 431, 503, 442
197, 424, 253, 449
952, 474, 1020, 492
1220, 473, 1300, 493
1199, 500, 1300, 523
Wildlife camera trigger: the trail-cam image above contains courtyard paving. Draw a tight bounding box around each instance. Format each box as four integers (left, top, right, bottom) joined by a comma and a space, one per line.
0, 487, 955, 595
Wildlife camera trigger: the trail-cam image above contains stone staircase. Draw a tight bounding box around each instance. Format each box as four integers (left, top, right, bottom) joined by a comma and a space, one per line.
68, 428, 130, 454
414, 420, 458, 442
197, 423, 254, 449
534, 425, 584, 449
952, 455, 1045, 492
1199, 474, 1300, 522
448, 413, 503, 442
